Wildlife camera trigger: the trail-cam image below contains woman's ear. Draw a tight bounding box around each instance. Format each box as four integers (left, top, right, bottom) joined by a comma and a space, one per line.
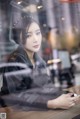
20, 32, 23, 44
20, 32, 22, 41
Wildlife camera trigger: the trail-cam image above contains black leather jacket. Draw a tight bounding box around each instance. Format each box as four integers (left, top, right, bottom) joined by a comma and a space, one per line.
1, 46, 62, 110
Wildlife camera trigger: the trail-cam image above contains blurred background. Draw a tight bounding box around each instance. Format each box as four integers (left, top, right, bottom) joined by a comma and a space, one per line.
0, 0, 80, 89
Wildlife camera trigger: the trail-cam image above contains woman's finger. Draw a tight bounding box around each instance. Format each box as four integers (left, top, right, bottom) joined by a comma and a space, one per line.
71, 103, 75, 107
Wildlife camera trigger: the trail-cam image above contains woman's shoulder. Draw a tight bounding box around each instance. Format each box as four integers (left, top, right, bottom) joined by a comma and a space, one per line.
8, 46, 26, 62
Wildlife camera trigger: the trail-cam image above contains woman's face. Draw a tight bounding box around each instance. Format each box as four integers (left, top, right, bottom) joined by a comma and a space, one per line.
24, 22, 42, 52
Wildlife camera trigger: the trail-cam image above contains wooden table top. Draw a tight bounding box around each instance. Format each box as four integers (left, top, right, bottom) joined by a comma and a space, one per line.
0, 104, 80, 119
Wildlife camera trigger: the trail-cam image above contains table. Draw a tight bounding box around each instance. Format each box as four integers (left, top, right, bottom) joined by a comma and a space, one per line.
0, 86, 80, 119
0, 104, 80, 119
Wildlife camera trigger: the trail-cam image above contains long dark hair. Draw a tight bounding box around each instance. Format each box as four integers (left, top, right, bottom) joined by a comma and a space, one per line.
20, 13, 40, 45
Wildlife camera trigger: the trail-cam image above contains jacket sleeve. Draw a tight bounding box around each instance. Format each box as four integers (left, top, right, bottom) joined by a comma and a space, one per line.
2, 90, 49, 110
2, 85, 63, 110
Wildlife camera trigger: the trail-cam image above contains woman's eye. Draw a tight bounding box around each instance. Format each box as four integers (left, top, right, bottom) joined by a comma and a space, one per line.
36, 31, 41, 35
26, 34, 31, 38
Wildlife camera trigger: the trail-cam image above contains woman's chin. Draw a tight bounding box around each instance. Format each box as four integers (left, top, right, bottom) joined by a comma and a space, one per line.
32, 47, 40, 52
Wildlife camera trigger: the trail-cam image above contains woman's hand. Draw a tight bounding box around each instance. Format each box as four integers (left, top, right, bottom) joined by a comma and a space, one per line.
67, 86, 80, 104
68, 86, 80, 95
47, 93, 79, 109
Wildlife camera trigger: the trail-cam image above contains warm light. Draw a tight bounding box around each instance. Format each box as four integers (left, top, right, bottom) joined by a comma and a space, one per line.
61, 17, 65, 21
37, 5, 43, 9
66, 31, 75, 49
47, 59, 61, 64
17, 1, 22, 4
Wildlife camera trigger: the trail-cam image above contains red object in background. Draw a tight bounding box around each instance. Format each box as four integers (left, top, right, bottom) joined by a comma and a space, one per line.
44, 48, 52, 55
60, 0, 80, 2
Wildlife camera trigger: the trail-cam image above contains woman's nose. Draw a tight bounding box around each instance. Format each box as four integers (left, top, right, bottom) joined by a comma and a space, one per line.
33, 34, 38, 42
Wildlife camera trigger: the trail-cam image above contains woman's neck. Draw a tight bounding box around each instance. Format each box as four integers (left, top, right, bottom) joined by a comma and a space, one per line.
25, 49, 34, 59
25, 48, 35, 66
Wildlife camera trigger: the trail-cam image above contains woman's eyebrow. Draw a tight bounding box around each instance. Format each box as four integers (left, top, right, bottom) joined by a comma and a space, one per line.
36, 29, 40, 32
27, 29, 40, 34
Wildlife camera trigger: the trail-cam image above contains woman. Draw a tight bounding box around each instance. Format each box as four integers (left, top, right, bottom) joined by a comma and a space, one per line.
1, 15, 79, 110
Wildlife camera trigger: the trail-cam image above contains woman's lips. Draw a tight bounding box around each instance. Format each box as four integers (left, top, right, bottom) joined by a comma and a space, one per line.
33, 45, 39, 48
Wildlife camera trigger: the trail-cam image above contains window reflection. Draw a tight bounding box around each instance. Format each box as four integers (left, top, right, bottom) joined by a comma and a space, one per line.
0, 0, 80, 94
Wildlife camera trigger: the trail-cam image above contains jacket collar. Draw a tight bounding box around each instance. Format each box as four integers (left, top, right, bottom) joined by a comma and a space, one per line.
16, 46, 46, 69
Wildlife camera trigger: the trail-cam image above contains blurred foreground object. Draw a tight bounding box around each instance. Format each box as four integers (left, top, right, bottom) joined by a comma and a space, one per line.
47, 50, 75, 88
71, 53, 80, 73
